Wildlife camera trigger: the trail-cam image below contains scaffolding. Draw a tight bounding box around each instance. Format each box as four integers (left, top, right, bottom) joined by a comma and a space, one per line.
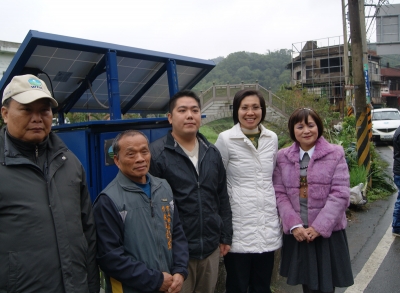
289, 36, 347, 112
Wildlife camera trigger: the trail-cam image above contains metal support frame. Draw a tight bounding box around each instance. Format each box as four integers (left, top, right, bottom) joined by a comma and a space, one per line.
167, 59, 179, 97
58, 111, 65, 125
106, 51, 121, 120
122, 64, 167, 114
62, 56, 107, 113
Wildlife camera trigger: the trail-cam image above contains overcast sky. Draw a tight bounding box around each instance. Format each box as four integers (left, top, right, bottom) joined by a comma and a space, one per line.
0, 0, 398, 60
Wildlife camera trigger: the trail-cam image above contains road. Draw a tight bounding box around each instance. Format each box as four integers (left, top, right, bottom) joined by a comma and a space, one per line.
275, 144, 400, 293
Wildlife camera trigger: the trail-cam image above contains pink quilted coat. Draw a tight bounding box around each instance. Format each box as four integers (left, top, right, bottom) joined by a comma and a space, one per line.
272, 136, 350, 238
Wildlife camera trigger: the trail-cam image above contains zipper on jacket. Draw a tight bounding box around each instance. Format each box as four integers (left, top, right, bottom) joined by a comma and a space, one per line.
150, 198, 154, 217
196, 142, 210, 258
175, 137, 209, 258
44, 161, 48, 174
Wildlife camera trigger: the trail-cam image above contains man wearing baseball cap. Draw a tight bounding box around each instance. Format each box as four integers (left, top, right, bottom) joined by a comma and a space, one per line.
0, 74, 100, 293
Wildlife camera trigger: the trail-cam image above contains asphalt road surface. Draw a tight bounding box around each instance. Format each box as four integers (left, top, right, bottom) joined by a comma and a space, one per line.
275, 144, 400, 293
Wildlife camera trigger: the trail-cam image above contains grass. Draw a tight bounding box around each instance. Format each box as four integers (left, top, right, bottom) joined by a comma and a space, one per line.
199, 124, 219, 144
349, 165, 368, 188
199, 117, 234, 144
367, 157, 396, 201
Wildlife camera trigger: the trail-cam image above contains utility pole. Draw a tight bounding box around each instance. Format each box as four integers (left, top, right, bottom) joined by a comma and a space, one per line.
348, 0, 371, 172
359, 0, 371, 105
341, 0, 350, 102
342, 0, 353, 116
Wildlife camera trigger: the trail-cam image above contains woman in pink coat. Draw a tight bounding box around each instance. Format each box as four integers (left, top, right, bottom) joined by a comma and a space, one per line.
273, 108, 353, 293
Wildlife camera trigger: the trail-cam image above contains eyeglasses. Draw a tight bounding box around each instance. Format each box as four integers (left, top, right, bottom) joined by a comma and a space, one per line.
240, 106, 262, 112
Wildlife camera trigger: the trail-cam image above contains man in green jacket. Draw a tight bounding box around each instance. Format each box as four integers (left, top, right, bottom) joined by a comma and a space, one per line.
0, 74, 99, 293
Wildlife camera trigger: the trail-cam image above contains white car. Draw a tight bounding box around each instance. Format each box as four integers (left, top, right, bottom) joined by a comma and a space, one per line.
371, 108, 400, 143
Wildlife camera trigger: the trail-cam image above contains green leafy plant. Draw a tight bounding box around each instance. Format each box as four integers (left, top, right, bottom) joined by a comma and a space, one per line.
349, 165, 368, 187
367, 155, 396, 201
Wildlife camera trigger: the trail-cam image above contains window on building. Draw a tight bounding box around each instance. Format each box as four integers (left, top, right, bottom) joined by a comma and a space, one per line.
306, 66, 313, 78
320, 57, 342, 73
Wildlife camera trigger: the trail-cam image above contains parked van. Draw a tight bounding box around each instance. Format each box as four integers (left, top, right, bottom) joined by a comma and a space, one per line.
371, 108, 400, 143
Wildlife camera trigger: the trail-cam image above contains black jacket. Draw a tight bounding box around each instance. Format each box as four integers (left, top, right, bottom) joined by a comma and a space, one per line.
149, 131, 232, 259
0, 128, 99, 293
394, 126, 400, 175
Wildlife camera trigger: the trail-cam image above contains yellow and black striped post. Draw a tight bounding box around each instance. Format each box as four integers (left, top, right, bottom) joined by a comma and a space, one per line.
349, 0, 371, 186
367, 104, 372, 141
356, 106, 371, 180
347, 105, 354, 117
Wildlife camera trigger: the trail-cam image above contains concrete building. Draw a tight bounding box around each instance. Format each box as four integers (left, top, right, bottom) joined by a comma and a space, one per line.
0, 41, 20, 81
287, 38, 382, 113
380, 66, 400, 109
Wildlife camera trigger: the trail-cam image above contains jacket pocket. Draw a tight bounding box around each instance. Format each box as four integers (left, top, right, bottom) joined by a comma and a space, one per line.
7, 252, 20, 293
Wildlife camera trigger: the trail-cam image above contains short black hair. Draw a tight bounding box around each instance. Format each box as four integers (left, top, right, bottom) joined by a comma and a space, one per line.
232, 89, 266, 125
112, 130, 149, 158
2, 97, 12, 108
169, 90, 201, 113
288, 108, 324, 142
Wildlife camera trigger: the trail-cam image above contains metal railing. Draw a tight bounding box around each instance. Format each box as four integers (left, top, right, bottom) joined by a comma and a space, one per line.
199, 82, 292, 118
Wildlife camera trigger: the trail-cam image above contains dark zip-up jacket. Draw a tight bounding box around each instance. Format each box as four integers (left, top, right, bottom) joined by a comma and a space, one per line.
394, 126, 400, 175
149, 131, 233, 260
93, 172, 188, 293
0, 128, 99, 293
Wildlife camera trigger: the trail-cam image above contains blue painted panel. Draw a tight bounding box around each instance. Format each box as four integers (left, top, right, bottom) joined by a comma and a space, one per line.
150, 127, 171, 142
55, 130, 89, 173
54, 122, 171, 202
54, 130, 98, 199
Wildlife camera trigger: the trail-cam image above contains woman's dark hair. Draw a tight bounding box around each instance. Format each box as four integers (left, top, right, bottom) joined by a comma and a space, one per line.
232, 89, 266, 125
288, 108, 324, 142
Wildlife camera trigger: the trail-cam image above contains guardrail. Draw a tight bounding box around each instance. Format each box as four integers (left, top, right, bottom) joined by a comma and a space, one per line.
199, 82, 292, 118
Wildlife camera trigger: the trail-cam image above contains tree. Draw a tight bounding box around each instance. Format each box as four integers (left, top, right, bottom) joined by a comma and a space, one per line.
194, 49, 292, 92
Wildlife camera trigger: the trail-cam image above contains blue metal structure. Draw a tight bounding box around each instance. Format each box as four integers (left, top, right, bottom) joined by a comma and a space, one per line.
0, 30, 215, 200
105, 51, 122, 120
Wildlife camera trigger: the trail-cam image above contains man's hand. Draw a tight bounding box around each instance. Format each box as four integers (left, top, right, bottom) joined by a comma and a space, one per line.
166, 273, 184, 293
219, 243, 231, 256
159, 272, 173, 292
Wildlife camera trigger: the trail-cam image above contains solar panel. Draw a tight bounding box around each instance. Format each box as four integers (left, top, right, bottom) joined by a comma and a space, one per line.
0, 30, 215, 115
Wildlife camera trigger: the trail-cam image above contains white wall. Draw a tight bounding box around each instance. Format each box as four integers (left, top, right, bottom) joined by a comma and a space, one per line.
0, 41, 20, 81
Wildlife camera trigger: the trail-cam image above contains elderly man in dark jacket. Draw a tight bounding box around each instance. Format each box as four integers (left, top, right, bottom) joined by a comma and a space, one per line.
0, 74, 99, 293
93, 130, 188, 293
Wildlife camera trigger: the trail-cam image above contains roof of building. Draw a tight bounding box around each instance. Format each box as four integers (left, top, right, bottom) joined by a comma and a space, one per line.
381, 67, 400, 77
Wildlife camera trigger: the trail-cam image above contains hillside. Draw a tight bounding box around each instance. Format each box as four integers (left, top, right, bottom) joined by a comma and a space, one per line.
194, 49, 292, 93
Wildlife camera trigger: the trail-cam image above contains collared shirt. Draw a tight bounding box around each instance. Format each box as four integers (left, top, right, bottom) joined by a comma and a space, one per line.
299, 145, 315, 160
290, 145, 316, 233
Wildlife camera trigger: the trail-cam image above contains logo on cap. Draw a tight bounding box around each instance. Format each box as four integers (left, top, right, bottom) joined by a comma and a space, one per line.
28, 78, 43, 89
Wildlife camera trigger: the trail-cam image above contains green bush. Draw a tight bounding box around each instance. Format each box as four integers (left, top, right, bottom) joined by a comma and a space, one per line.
349, 165, 368, 187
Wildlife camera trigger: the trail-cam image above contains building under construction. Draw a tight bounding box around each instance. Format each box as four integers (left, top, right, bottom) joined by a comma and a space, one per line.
287, 36, 382, 114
